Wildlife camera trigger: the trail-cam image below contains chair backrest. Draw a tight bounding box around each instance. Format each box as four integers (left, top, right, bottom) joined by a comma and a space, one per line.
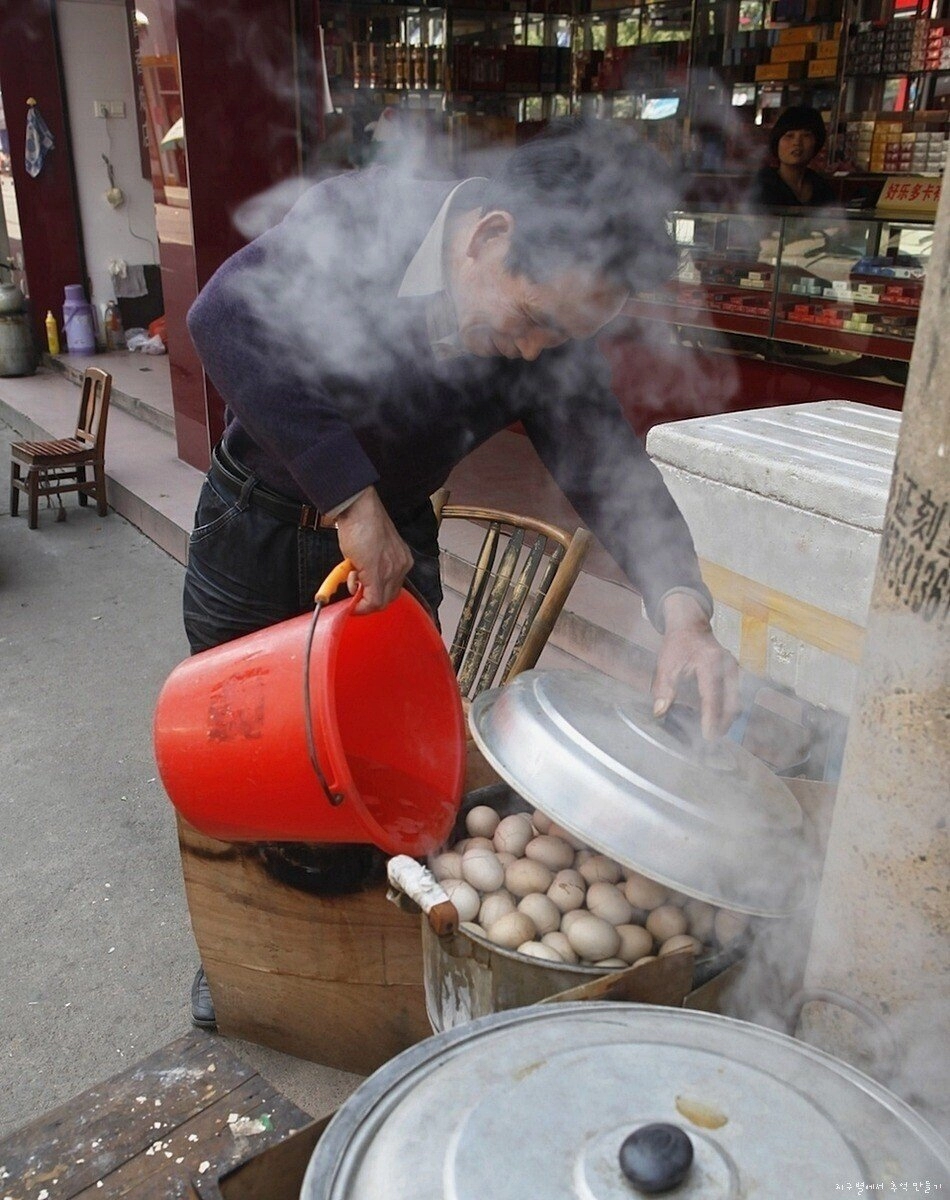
438, 502, 593, 701
75, 368, 112, 453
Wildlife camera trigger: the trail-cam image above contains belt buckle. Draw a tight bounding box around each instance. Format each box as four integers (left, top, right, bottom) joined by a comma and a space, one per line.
300, 504, 324, 531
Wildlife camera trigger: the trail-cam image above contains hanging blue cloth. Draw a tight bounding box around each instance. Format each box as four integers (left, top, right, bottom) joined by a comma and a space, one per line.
25, 102, 55, 178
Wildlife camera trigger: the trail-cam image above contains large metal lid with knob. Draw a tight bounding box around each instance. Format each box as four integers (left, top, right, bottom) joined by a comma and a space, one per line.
301, 1003, 950, 1199
469, 670, 809, 916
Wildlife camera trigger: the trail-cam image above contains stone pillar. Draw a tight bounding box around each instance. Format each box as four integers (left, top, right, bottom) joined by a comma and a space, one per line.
800, 172, 950, 1129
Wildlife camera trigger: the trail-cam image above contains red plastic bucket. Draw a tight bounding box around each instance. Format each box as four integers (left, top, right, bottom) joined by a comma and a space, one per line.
153, 589, 466, 856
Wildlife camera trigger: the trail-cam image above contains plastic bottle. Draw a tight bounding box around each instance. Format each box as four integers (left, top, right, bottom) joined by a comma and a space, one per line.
45, 310, 61, 355
62, 284, 97, 354
104, 301, 125, 350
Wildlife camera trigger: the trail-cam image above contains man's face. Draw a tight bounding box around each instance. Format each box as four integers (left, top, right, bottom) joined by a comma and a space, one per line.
777, 128, 817, 168
452, 212, 628, 361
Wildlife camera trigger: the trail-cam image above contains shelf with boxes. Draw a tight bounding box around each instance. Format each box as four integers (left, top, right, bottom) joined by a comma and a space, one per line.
752, 21, 844, 84
627, 207, 932, 376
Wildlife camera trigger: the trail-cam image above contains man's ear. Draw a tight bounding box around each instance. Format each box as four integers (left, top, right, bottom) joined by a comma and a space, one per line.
466, 210, 514, 261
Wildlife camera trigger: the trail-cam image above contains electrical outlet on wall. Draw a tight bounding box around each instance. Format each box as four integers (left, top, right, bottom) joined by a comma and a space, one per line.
93, 100, 126, 119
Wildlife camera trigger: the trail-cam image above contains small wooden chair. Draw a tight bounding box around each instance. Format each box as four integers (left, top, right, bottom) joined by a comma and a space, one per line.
436, 497, 593, 702
10, 367, 112, 528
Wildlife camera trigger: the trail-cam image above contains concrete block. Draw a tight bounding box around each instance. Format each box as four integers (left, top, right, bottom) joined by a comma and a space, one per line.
647, 401, 900, 714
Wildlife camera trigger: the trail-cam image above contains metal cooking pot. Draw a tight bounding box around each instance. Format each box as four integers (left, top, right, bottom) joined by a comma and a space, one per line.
413, 784, 744, 1033
300, 1002, 950, 1198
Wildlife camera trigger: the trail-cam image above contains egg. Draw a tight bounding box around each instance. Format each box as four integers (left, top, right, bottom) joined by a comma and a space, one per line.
595, 957, 629, 969
541, 931, 578, 964
714, 909, 750, 947
578, 855, 623, 885
479, 889, 516, 929
659, 933, 702, 957
460, 921, 486, 937
615, 924, 654, 964
586, 881, 634, 926
517, 940, 564, 963
460, 847, 505, 893
495, 851, 516, 868
560, 908, 588, 934
684, 899, 717, 943
566, 913, 621, 962
547, 869, 586, 913
632, 955, 657, 968
517, 893, 561, 936
505, 858, 554, 898
573, 848, 594, 868
531, 810, 553, 834
525, 835, 575, 872
461, 835, 495, 853
487, 911, 536, 950
430, 851, 463, 882
465, 805, 501, 839
441, 879, 480, 922
646, 904, 688, 942
493, 814, 534, 857
548, 823, 586, 850
623, 872, 670, 910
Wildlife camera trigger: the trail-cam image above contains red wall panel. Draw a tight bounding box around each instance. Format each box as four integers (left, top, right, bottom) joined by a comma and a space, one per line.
0, 1, 85, 347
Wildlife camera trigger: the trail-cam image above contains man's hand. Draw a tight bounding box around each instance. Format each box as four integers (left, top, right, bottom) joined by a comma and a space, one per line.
334, 487, 414, 614
652, 593, 740, 741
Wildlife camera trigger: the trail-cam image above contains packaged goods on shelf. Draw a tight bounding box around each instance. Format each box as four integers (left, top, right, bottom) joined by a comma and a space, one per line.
755, 61, 807, 80
808, 57, 838, 76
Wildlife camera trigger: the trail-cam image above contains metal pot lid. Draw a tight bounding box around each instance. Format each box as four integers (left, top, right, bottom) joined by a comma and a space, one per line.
468, 670, 807, 917
302, 1003, 950, 1199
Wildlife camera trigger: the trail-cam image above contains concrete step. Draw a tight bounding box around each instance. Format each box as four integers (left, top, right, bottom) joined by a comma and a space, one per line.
44, 352, 176, 437
0, 366, 201, 563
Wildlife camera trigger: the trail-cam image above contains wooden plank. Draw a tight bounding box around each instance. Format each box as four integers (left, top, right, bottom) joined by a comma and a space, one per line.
540, 949, 694, 1009
216, 1118, 330, 1200
0, 1035, 254, 1199
178, 820, 430, 1073
207, 961, 429, 1075
739, 610, 770, 674
70, 1077, 309, 1199
700, 559, 866, 664
179, 824, 423, 986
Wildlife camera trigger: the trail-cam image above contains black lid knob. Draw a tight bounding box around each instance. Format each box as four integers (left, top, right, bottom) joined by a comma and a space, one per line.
619, 1123, 694, 1194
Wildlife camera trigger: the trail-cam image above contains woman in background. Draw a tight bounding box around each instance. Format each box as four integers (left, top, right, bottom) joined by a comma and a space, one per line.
752, 105, 837, 208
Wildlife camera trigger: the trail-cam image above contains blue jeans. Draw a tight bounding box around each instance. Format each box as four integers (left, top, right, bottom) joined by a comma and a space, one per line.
182, 470, 442, 654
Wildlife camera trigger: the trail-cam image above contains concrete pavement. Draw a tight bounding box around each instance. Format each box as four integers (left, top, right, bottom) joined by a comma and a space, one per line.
0, 414, 362, 1144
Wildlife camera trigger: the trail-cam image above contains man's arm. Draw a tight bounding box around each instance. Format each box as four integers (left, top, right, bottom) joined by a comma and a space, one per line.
520, 343, 739, 737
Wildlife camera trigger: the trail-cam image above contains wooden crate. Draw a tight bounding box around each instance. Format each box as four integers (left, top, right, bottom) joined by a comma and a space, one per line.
177, 818, 431, 1075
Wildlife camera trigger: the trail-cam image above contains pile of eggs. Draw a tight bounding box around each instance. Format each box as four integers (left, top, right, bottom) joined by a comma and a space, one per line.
429, 805, 750, 969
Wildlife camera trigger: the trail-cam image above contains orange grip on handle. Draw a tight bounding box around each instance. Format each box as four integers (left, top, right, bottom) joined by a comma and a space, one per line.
314, 558, 355, 606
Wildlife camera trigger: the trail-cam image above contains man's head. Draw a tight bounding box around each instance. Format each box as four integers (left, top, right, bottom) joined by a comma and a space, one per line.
448, 120, 678, 360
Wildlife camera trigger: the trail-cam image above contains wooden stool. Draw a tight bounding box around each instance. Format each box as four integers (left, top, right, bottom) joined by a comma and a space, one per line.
0, 1033, 313, 1198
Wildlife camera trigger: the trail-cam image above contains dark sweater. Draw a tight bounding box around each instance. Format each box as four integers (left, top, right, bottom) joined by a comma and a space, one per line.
186, 166, 711, 628
751, 166, 838, 209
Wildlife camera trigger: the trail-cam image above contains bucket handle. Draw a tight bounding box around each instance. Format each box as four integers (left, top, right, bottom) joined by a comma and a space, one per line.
303, 559, 357, 808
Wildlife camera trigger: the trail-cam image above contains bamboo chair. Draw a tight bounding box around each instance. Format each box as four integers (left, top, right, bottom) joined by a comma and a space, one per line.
10, 367, 112, 529
434, 493, 593, 703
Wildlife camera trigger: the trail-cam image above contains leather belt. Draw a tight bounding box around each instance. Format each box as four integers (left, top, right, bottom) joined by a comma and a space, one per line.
210, 442, 337, 530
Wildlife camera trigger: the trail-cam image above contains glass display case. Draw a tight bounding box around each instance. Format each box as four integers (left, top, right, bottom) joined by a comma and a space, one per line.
627, 207, 934, 387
